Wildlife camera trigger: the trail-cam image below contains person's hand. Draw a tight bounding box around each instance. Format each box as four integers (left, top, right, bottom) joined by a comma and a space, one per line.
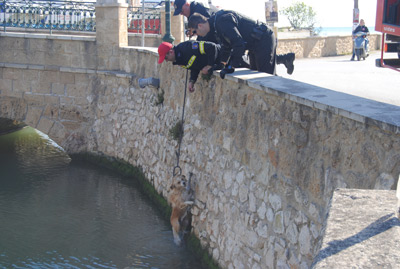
185, 29, 195, 38
201, 65, 212, 75
188, 81, 195, 92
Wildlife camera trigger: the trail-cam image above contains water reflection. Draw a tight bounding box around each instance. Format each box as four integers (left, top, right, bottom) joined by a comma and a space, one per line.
0, 127, 203, 269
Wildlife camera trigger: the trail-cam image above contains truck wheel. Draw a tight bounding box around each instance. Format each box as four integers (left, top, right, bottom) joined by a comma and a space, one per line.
375, 58, 382, 67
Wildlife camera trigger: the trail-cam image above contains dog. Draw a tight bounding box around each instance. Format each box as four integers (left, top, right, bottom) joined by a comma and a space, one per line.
168, 174, 194, 246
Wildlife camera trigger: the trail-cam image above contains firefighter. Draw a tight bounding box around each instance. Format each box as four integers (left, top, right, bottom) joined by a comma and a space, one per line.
173, 0, 218, 42
188, 11, 295, 75
158, 40, 223, 92
173, 0, 214, 18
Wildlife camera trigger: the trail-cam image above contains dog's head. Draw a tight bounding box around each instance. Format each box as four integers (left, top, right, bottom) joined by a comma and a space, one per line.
170, 175, 187, 191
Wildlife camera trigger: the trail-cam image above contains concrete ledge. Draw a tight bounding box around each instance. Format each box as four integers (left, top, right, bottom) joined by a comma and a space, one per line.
0, 32, 95, 41
222, 69, 400, 133
0, 62, 136, 78
314, 189, 400, 268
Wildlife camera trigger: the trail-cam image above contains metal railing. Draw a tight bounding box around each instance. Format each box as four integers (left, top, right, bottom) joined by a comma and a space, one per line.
127, 4, 161, 35
0, 0, 96, 33
0, 0, 162, 34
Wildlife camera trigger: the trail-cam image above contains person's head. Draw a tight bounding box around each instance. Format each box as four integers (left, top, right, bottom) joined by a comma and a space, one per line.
188, 13, 210, 37
158, 42, 175, 64
173, 0, 190, 17
360, 19, 365, 26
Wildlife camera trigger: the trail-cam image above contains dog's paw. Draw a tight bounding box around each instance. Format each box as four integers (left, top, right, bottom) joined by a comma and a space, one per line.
174, 237, 182, 246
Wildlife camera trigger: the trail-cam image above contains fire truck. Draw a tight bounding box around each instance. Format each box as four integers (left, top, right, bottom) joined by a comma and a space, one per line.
375, 0, 400, 71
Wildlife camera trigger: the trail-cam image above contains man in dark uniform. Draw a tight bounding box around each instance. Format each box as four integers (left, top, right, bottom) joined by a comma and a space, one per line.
173, 0, 213, 18
158, 41, 223, 92
188, 11, 295, 75
173, 0, 218, 42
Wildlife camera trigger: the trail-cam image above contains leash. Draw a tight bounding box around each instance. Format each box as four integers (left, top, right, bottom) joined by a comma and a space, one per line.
173, 69, 189, 177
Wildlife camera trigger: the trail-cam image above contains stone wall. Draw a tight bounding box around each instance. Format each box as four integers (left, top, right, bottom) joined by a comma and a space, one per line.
277, 34, 381, 58
1, 31, 400, 268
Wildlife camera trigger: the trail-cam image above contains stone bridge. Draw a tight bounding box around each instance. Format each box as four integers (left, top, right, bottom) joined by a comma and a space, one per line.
1, 1, 400, 268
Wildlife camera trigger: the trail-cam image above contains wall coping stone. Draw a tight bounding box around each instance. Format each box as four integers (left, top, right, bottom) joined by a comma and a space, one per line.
0, 32, 96, 41
0, 62, 136, 79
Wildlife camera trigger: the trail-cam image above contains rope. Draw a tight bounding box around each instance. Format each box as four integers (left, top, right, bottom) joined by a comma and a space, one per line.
173, 69, 189, 177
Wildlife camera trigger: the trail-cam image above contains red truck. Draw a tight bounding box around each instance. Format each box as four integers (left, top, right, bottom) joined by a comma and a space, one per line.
375, 0, 400, 71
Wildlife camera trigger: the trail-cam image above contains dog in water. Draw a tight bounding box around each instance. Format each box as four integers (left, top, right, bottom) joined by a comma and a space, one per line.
168, 174, 194, 246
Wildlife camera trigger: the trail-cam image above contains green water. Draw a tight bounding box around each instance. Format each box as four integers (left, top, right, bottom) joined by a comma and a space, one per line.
0, 127, 203, 268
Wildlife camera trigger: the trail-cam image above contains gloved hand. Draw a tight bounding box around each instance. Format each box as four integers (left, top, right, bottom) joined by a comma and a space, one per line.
219, 65, 235, 79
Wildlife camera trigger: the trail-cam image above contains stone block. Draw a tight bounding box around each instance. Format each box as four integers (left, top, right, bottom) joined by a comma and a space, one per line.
40, 70, 60, 84
31, 80, 51, 94
13, 79, 30, 93
44, 95, 60, 106
66, 83, 88, 98
2, 88, 23, 98
37, 117, 55, 134
52, 83, 65, 95
24, 93, 45, 105
43, 104, 59, 119
60, 72, 75, 85
24, 106, 43, 127
3, 68, 21, 80
0, 78, 12, 92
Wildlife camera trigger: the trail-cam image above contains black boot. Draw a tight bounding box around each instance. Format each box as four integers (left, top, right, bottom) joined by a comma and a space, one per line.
277, 53, 295, 75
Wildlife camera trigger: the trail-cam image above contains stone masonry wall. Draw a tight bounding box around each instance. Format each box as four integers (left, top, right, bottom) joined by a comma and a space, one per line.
1, 33, 400, 269
277, 34, 381, 58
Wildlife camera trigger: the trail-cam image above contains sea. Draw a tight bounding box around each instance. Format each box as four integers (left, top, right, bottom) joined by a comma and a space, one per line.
318, 26, 378, 36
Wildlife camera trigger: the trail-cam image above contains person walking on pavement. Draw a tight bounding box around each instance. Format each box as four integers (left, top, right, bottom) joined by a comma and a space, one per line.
157, 40, 223, 92
350, 19, 370, 61
188, 11, 295, 75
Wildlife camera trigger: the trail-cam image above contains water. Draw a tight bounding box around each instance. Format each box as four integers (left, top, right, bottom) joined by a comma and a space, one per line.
319, 26, 378, 36
0, 127, 203, 269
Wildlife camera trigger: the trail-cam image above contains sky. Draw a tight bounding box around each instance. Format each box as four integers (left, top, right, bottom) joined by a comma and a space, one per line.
200, 0, 378, 28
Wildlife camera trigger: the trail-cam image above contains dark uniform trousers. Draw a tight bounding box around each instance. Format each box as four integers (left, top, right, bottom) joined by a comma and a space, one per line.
248, 27, 277, 75
210, 10, 277, 75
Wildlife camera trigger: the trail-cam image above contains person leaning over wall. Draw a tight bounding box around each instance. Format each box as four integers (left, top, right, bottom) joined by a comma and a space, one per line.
173, 0, 219, 42
188, 11, 296, 75
158, 40, 223, 92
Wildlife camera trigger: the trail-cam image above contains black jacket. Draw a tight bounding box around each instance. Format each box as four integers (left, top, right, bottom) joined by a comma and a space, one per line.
209, 10, 272, 67
353, 25, 369, 34
173, 40, 220, 83
190, 2, 212, 18
189, 2, 218, 43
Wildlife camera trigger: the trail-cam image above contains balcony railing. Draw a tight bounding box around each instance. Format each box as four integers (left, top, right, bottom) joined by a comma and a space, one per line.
0, 0, 161, 34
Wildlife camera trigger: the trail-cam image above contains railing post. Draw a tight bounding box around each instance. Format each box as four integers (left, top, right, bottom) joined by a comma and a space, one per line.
2, 0, 6, 32
162, 0, 174, 43
141, 0, 144, 47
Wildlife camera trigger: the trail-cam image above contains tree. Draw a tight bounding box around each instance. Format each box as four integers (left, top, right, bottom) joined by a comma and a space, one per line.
280, 2, 318, 30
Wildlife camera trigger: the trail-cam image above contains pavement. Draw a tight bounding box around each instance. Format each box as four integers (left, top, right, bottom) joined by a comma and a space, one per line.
276, 50, 400, 107
313, 189, 400, 268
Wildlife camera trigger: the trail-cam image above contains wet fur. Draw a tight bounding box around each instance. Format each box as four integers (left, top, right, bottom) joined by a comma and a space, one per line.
168, 175, 194, 245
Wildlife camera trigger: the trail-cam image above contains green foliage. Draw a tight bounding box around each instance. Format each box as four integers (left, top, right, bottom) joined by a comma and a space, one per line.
280, 1, 318, 30
201, 73, 212, 81
169, 120, 184, 143
155, 89, 165, 106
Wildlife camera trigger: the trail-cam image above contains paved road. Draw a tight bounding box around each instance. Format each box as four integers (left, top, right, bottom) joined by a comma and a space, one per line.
276, 50, 400, 107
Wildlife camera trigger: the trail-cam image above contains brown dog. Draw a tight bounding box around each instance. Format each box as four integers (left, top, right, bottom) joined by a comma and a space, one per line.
168, 174, 194, 246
